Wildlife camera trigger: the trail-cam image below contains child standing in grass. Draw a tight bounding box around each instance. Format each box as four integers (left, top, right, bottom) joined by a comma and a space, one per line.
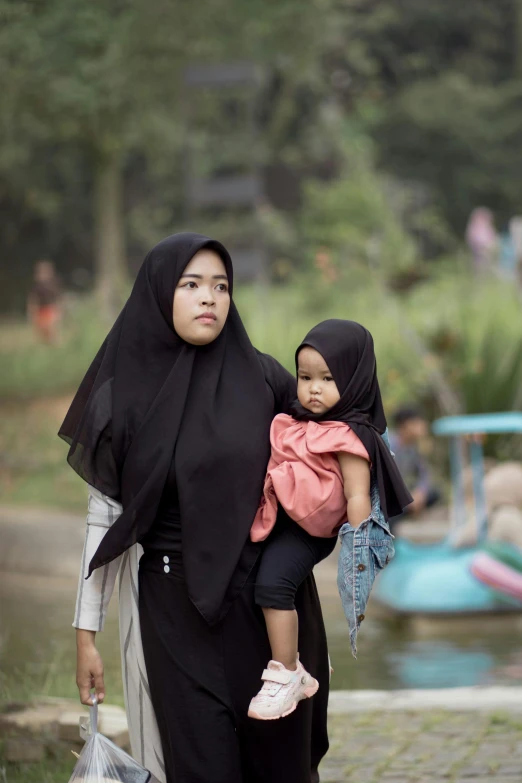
27, 260, 62, 344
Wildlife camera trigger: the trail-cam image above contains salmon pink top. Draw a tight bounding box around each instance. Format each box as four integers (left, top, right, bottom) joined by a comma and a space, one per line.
251, 413, 370, 541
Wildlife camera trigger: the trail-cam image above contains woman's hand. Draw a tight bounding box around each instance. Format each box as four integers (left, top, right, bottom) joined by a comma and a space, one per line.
76, 629, 105, 705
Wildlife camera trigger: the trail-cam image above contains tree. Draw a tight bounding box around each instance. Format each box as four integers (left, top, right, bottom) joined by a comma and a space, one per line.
0, 0, 193, 317
0, 0, 351, 312
326, 0, 522, 233
374, 75, 522, 230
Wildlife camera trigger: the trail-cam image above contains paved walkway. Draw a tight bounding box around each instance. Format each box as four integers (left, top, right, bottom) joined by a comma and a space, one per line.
2, 694, 522, 781
321, 710, 522, 782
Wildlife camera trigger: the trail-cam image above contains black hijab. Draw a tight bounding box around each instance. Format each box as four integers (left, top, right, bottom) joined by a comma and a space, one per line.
291, 319, 412, 520
59, 232, 280, 625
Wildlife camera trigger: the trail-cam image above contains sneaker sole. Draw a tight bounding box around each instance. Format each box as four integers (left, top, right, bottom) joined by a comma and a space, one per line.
247, 678, 319, 721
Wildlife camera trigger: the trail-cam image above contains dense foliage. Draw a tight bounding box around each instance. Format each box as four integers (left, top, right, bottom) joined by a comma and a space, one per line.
2, 0, 522, 308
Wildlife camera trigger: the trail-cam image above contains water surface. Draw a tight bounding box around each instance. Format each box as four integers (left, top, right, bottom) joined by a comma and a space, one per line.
2, 563, 522, 703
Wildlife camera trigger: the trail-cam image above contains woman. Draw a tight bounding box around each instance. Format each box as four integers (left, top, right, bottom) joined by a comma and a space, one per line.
60, 233, 330, 783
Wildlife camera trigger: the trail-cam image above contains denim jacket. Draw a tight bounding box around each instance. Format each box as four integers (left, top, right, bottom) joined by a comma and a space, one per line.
337, 430, 395, 658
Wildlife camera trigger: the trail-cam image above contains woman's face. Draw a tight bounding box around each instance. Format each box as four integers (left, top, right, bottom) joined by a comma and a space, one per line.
297, 346, 341, 414
173, 249, 231, 345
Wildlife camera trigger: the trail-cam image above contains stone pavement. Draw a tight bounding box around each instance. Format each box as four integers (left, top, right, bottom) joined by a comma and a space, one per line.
320, 710, 522, 783
2, 697, 522, 781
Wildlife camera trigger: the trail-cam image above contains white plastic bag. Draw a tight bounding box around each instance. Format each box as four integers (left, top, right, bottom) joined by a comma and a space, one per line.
68, 697, 152, 783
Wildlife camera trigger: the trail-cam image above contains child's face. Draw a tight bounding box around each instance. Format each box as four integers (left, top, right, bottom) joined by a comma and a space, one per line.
297, 346, 341, 414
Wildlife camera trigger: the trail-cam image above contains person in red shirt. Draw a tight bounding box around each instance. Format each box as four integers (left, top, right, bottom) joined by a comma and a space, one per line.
27, 260, 62, 344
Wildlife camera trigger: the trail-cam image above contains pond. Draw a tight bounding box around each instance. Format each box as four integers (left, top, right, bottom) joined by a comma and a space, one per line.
2, 560, 522, 705
316, 556, 522, 691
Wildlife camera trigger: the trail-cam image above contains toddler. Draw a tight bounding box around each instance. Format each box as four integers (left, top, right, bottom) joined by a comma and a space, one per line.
248, 319, 411, 720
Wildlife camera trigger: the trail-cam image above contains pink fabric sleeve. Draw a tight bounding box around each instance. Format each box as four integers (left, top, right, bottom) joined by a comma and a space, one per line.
305, 422, 370, 462
251, 469, 279, 542
250, 419, 370, 542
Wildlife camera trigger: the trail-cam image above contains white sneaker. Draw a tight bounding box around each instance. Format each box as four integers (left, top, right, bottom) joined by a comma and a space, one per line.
248, 658, 319, 720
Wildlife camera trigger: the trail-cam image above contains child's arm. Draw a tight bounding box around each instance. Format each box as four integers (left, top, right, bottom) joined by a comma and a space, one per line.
337, 452, 371, 528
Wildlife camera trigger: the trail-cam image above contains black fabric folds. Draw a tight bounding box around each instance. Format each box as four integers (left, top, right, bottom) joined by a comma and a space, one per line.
59, 232, 288, 625
291, 319, 412, 520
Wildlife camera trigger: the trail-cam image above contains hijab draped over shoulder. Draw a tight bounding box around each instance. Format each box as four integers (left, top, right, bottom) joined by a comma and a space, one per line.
59, 232, 294, 624
291, 319, 413, 520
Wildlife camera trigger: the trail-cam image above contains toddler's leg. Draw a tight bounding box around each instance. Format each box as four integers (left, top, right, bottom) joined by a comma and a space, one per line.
255, 521, 336, 668
262, 608, 298, 671
249, 520, 336, 720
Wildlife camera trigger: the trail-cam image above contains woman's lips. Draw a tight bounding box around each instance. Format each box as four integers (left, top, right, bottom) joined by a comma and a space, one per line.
197, 312, 217, 324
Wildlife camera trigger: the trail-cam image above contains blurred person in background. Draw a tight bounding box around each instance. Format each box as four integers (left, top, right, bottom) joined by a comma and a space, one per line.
499, 229, 517, 280
27, 259, 63, 344
389, 406, 441, 527
465, 207, 498, 275
508, 216, 522, 283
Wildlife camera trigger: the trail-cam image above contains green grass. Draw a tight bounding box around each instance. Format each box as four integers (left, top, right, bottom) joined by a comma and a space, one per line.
0, 745, 75, 783
0, 605, 124, 707
0, 396, 89, 511
0, 298, 107, 402
3, 271, 522, 413
0, 641, 123, 781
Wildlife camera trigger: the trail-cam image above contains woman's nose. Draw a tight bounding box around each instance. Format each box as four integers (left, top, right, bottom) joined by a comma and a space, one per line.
200, 288, 216, 306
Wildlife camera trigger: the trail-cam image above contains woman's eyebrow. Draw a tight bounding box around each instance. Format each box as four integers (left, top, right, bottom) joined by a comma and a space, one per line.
179, 273, 228, 280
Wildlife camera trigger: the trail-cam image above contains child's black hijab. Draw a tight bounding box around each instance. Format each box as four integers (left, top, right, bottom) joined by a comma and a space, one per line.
292, 319, 412, 520
59, 232, 278, 625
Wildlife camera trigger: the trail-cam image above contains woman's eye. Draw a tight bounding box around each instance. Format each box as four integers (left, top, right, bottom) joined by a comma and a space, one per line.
216, 283, 228, 292
181, 281, 197, 289
324, 376, 333, 382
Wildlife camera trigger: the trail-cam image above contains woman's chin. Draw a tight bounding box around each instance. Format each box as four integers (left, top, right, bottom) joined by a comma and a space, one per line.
182, 323, 223, 346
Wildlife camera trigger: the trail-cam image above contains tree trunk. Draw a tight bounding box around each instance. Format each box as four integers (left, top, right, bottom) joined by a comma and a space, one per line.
93, 148, 127, 323
516, 0, 522, 78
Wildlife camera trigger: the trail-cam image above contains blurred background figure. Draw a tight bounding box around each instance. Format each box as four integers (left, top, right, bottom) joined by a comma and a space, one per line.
508, 216, 522, 283
465, 207, 498, 275
499, 228, 517, 280
451, 460, 522, 551
389, 406, 441, 525
26, 260, 63, 344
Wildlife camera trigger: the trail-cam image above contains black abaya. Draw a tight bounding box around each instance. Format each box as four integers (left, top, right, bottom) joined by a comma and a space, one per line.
58, 233, 289, 625
138, 539, 329, 783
